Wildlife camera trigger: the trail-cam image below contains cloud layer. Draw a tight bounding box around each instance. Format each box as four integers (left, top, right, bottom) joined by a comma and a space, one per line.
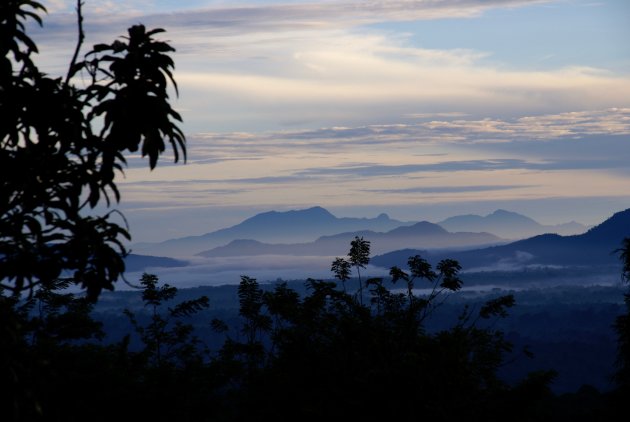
31, 1, 630, 243
114, 108, 630, 241
34, 0, 630, 132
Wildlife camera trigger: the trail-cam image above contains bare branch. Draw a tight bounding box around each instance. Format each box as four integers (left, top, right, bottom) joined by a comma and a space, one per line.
65, 0, 85, 86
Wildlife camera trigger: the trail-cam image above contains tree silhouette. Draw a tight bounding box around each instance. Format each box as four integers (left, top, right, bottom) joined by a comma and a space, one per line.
0, 0, 184, 300
331, 256, 351, 292
1, 2, 185, 419
0, 278, 105, 421
123, 273, 209, 368
209, 240, 554, 421
614, 237, 630, 388
348, 235, 370, 304
1, 239, 573, 421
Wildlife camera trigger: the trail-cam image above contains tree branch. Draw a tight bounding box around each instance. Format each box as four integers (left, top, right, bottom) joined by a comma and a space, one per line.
65, 0, 85, 86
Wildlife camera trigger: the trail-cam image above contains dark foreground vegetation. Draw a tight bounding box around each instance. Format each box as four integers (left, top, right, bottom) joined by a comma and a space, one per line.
2, 237, 630, 421
2, 2, 630, 420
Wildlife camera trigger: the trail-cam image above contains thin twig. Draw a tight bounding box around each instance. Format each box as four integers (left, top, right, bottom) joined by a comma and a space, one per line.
65, 0, 85, 86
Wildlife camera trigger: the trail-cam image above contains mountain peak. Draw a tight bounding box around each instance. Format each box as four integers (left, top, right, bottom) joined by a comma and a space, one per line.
438, 209, 585, 240
244, 206, 336, 224
389, 221, 447, 236
302, 206, 335, 217
583, 208, 630, 241
488, 209, 534, 221
140, 206, 411, 256
491, 209, 517, 216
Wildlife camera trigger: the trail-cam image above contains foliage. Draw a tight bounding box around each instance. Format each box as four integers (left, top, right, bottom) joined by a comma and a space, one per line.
1, 3, 185, 419
614, 237, 630, 388
6, 248, 630, 420
618, 237, 630, 283
123, 273, 209, 368
330, 256, 351, 291
0, 0, 184, 300
348, 235, 370, 302
1, 274, 215, 422
0, 279, 104, 421
332, 235, 370, 304
211, 244, 539, 421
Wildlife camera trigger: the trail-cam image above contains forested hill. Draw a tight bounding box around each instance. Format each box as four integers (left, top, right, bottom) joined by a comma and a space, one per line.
372, 208, 630, 270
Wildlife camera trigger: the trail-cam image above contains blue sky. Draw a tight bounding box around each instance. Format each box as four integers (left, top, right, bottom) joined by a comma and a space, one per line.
34, 0, 630, 242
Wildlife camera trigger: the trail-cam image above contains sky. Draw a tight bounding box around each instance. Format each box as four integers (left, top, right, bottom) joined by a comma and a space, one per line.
31, 0, 630, 243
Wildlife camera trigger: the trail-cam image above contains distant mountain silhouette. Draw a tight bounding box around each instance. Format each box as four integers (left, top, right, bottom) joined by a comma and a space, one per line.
133, 206, 411, 256
197, 221, 502, 258
373, 209, 630, 271
124, 254, 188, 272
438, 209, 588, 240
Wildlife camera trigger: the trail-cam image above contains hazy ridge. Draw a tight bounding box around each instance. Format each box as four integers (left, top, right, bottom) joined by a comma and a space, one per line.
133, 206, 587, 258
373, 208, 630, 272
438, 209, 588, 240
133, 206, 411, 256
197, 221, 502, 257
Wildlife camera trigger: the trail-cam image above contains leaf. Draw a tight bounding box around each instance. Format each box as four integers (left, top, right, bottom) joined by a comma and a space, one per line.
170, 296, 210, 318
479, 295, 515, 319
146, 28, 167, 36
389, 266, 408, 284
365, 277, 383, 287
331, 257, 351, 281
437, 259, 462, 291
348, 236, 370, 268
408, 255, 436, 282
211, 318, 229, 333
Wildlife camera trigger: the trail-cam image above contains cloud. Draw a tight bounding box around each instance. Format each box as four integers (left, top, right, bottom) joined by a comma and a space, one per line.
363, 185, 538, 194
41, 0, 72, 13
40, 0, 154, 16
47, 1, 553, 28
295, 161, 527, 177
181, 108, 630, 150
406, 112, 470, 119
170, 53, 630, 132
294, 158, 623, 179
116, 108, 630, 199
121, 254, 386, 288
424, 108, 630, 140
298, 108, 630, 144
34, 0, 628, 132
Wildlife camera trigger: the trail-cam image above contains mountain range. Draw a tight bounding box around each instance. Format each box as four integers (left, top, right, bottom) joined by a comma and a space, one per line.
197, 221, 502, 258
372, 209, 630, 271
133, 206, 411, 256
438, 209, 587, 240
133, 206, 587, 258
